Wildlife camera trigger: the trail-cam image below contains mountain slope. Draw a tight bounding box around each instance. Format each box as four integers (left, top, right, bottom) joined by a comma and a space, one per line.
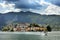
0, 11, 60, 29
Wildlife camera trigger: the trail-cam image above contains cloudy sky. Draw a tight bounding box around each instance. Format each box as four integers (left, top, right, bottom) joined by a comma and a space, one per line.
0, 0, 60, 15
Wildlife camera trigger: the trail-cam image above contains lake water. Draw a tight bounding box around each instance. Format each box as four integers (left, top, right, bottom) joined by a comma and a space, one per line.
0, 31, 60, 40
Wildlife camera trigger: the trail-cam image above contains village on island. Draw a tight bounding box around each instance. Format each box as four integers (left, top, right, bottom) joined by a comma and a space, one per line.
2, 23, 52, 32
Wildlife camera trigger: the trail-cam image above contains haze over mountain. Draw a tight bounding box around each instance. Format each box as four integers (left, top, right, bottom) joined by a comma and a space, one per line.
0, 11, 60, 30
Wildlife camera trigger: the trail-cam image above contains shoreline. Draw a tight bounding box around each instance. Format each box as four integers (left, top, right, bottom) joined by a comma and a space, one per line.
0, 31, 59, 36
0, 32, 46, 36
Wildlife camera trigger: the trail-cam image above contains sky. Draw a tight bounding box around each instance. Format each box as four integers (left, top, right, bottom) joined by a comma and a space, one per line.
0, 0, 60, 15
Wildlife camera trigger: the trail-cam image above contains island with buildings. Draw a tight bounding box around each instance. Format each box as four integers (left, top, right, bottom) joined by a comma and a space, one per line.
2, 23, 52, 32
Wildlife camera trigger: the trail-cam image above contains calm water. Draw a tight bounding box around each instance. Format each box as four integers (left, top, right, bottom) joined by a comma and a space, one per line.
0, 32, 60, 40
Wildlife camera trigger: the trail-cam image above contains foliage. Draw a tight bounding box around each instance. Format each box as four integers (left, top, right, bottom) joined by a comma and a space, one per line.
46, 25, 52, 32
28, 23, 40, 27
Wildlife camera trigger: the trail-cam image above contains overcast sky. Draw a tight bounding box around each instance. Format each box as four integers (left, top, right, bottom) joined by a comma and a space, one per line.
0, 0, 60, 15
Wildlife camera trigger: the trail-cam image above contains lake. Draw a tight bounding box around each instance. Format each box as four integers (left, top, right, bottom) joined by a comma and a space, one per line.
0, 31, 60, 40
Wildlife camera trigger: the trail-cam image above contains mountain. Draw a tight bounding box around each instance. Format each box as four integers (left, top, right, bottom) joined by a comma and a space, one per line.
0, 11, 60, 29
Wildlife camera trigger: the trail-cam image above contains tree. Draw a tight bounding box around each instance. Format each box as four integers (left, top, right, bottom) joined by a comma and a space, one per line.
46, 25, 52, 32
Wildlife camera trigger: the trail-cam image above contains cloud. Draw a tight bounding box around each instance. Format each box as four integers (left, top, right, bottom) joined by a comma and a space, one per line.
0, 1, 21, 13
27, 4, 60, 15
5, 0, 45, 9
15, 0, 43, 10
25, 0, 60, 15
0, 0, 48, 13
0, 0, 60, 15
5, 0, 19, 2
45, 0, 60, 6
41, 4, 60, 15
